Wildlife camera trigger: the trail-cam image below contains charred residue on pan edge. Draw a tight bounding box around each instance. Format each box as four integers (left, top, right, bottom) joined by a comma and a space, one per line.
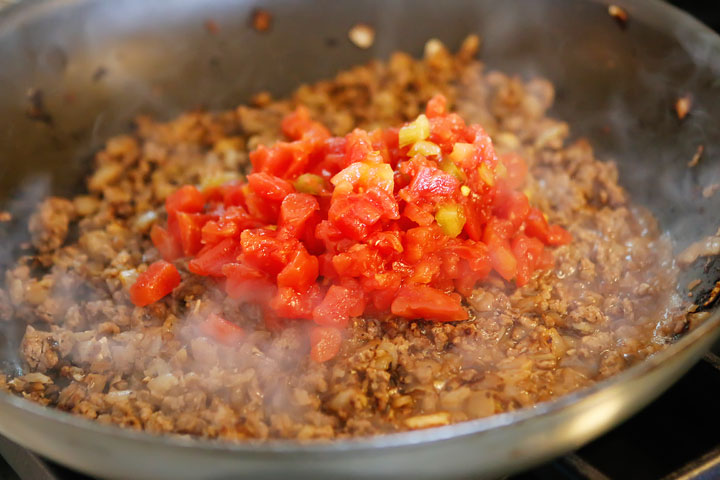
92, 67, 108, 83
675, 94, 693, 121
204, 19, 220, 35
608, 4, 628, 29
688, 145, 704, 168
250, 8, 272, 33
25, 88, 53, 125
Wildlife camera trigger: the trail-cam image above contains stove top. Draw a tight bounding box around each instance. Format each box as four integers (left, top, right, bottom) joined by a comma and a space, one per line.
0, 2, 718, 479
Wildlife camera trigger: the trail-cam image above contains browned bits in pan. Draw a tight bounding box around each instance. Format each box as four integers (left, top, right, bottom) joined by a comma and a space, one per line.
348, 23, 375, 49
251, 9, 272, 32
702, 183, 720, 199
675, 94, 692, 120
250, 91, 273, 108
204, 19, 220, 35
608, 5, 628, 29
92, 66, 107, 82
688, 145, 704, 168
26, 88, 53, 125
701, 281, 720, 309
687, 278, 701, 293
457, 34, 481, 62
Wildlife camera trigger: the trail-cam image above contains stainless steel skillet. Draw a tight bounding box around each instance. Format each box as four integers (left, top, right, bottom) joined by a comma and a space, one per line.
0, 0, 719, 478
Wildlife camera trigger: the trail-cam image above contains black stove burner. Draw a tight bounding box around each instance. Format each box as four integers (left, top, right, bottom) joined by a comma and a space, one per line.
0, 2, 719, 479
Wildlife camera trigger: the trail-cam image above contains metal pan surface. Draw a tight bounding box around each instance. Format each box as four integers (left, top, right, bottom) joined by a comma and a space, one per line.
0, 0, 719, 478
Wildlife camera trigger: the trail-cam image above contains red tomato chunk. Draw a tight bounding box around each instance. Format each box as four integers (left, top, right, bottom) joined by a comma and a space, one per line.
131, 95, 571, 362
129, 260, 181, 307
199, 313, 245, 346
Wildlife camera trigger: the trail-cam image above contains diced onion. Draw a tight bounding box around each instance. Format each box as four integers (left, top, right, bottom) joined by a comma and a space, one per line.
440, 157, 466, 181
435, 204, 466, 238
449, 143, 474, 164
399, 114, 430, 147
478, 163, 495, 186
408, 140, 441, 158
294, 173, 325, 195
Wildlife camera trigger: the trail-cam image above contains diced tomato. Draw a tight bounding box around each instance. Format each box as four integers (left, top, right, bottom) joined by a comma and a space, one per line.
222, 262, 275, 303
310, 326, 343, 363
400, 166, 460, 204
450, 241, 492, 275
332, 244, 383, 278
239, 229, 293, 275
222, 205, 263, 230
538, 249, 555, 269
201, 219, 239, 245
277, 245, 319, 289
143, 96, 571, 362
425, 94, 447, 118
490, 243, 517, 281
483, 216, 515, 246
366, 230, 403, 255
188, 238, 242, 277
368, 287, 400, 312
511, 234, 545, 287
314, 220, 343, 252
270, 284, 321, 319
221, 182, 247, 207
313, 285, 364, 328
247, 172, 294, 202
391, 285, 468, 322
311, 253, 333, 280
328, 193, 384, 241
498, 152, 528, 190
279, 193, 319, 238
524, 209, 571, 246
462, 194, 492, 241
410, 255, 442, 284
524, 207, 548, 238
546, 224, 572, 246
403, 202, 435, 227
494, 189, 530, 229
176, 212, 205, 256
345, 129, 374, 165
428, 115, 467, 149
244, 190, 279, 224
301, 211, 325, 255
249, 143, 296, 178
129, 260, 181, 307
404, 225, 445, 264
150, 224, 183, 261
453, 262, 484, 297
165, 185, 205, 216
199, 313, 245, 346
281, 105, 315, 140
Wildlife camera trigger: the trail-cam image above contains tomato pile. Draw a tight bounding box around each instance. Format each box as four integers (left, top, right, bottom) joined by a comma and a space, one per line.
130, 95, 571, 362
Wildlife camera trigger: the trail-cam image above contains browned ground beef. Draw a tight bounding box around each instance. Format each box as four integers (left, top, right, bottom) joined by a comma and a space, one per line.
0, 37, 693, 440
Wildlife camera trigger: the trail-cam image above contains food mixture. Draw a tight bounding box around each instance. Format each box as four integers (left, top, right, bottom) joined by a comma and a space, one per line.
0, 37, 692, 440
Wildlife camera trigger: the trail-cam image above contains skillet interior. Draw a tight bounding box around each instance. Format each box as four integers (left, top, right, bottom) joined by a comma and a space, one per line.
0, 0, 719, 478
